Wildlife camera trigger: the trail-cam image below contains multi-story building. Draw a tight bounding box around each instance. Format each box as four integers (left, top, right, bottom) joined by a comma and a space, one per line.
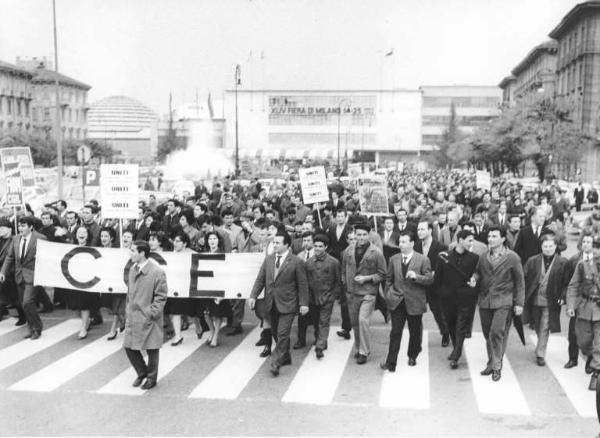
87, 95, 158, 162
419, 85, 501, 150
222, 89, 423, 168
498, 75, 516, 106
0, 60, 33, 137
511, 41, 558, 102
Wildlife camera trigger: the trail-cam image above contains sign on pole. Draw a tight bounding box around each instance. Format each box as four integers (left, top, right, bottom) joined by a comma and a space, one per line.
5, 174, 23, 207
0, 147, 35, 187
84, 167, 100, 186
100, 164, 139, 219
356, 176, 389, 216
77, 145, 91, 164
298, 166, 329, 204
476, 170, 492, 191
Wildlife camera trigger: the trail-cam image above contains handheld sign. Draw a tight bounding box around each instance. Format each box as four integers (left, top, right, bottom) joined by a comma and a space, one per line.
0, 147, 35, 188
5, 174, 23, 207
476, 170, 491, 191
356, 176, 389, 216
100, 164, 139, 219
299, 166, 328, 204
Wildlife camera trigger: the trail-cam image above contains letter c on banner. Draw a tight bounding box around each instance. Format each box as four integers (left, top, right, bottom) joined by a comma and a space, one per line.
60, 247, 102, 289
123, 252, 167, 286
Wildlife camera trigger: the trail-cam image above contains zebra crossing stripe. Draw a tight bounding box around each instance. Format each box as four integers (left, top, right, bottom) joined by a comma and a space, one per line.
379, 330, 430, 409
0, 318, 23, 337
97, 329, 204, 395
189, 326, 266, 399
282, 326, 354, 405
529, 333, 596, 417
463, 333, 531, 415
0, 319, 81, 372
9, 333, 124, 392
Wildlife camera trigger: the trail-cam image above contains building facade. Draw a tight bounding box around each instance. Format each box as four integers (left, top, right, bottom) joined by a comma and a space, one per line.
419, 85, 501, 150
0, 61, 33, 137
511, 41, 558, 102
87, 95, 158, 162
222, 89, 422, 167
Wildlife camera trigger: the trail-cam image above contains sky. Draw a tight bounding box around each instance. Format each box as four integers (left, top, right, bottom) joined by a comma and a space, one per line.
0, 0, 582, 115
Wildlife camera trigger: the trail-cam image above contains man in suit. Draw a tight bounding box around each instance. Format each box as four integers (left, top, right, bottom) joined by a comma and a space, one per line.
439, 211, 461, 248
473, 226, 525, 382
435, 230, 479, 369
0, 216, 46, 339
380, 230, 433, 371
514, 208, 548, 266
341, 223, 386, 364
488, 201, 509, 229
505, 215, 521, 251
473, 213, 489, 244
294, 231, 316, 348
380, 216, 400, 248
123, 240, 167, 390
249, 232, 309, 376
523, 233, 569, 367
327, 209, 353, 340
80, 204, 101, 246
395, 209, 416, 236
163, 199, 182, 238
414, 221, 449, 347
574, 183, 585, 212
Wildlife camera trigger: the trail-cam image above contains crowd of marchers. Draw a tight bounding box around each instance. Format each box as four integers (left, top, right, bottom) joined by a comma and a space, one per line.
1, 169, 600, 391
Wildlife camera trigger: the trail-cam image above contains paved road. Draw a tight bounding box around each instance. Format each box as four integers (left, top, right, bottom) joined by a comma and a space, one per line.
0, 234, 598, 436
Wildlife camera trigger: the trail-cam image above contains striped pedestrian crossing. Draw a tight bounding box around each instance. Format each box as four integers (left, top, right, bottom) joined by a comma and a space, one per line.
0, 321, 596, 419
0, 317, 23, 337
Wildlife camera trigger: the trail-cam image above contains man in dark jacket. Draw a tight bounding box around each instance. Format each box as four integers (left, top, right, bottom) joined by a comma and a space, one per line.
435, 230, 479, 369
473, 226, 525, 382
523, 233, 570, 367
514, 208, 548, 266
0, 218, 25, 325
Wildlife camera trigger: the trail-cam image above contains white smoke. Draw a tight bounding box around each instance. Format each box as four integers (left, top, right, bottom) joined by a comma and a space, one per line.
163, 119, 233, 180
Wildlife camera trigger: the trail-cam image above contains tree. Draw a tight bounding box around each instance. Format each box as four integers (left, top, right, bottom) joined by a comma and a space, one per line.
434, 102, 462, 168
157, 92, 185, 163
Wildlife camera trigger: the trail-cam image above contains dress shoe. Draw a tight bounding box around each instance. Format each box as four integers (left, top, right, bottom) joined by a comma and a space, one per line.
590, 373, 599, 391
293, 341, 306, 349
280, 355, 292, 367
441, 334, 450, 347
255, 337, 267, 346
356, 354, 367, 365
132, 375, 146, 387
226, 327, 243, 336
140, 379, 157, 390
270, 366, 280, 377
586, 356, 594, 374
450, 360, 458, 370
480, 367, 493, 376
380, 362, 396, 372
15, 319, 26, 327
564, 359, 578, 369
536, 357, 546, 367
337, 330, 351, 340
106, 332, 118, 341
30, 331, 41, 340
408, 357, 417, 367
259, 346, 271, 357
492, 370, 502, 382
353, 352, 360, 359
315, 348, 324, 359
170, 337, 183, 346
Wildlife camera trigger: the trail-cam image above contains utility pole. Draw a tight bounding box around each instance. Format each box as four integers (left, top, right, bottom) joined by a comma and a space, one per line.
235, 64, 241, 177
52, 0, 63, 199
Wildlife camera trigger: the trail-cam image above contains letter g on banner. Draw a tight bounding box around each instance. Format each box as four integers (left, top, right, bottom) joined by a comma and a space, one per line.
61, 247, 102, 289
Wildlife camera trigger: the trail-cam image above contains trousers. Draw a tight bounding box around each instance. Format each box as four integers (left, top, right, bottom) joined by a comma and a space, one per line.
18, 282, 42, 333
479, 306, 512, 371
385, 299, 423, 365
441, 293, 477, 361
125, 348, 159, 382
427, 288, 449, 336
568, 316, 579, 361
268, 304, 295, 369
533, 306, 550, 358
575, 318, 600, 370
297, 302, 334, 350
348, 293, 376, 356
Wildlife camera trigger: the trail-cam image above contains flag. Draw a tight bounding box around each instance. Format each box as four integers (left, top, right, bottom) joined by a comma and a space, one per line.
385, 49, 394, 57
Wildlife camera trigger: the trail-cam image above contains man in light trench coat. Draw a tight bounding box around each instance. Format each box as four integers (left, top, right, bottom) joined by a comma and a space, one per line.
123, 240, 167, 390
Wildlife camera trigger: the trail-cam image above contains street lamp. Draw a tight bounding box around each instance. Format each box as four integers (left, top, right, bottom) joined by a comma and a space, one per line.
234, 64, 241, 178
337, 98, 351, 175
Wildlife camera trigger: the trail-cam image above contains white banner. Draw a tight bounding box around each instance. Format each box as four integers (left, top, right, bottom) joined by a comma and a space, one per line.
476, 170, 491, 191
299, 166, 329, 204
100, 164, 139, 218
34, 240, 263, 299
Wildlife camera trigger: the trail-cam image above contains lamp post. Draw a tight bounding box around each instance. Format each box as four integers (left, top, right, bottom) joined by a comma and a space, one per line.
234, 64, 241, 178
336, 98, 351, 175
52, 0, 63, 199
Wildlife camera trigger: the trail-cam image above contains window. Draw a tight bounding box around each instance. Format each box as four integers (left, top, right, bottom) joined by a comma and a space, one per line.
16, 99, 21, 116
7, 97, 12, 115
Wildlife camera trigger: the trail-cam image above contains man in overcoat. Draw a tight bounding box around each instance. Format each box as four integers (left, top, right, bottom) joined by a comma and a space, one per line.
123, 240, 168, 390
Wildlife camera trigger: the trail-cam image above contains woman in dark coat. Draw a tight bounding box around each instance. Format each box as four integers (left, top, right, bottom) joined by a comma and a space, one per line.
104, 227, 129, 340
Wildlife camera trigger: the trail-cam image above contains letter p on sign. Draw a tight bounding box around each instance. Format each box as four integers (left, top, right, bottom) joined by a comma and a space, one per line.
84, 169, 99, 186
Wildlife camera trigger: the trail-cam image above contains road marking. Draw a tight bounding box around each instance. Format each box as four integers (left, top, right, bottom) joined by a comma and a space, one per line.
0, 318, 23, 337
189, 326, 266, 399
9, 334, 124, 392
282, 326, 354, 405
0, 319, 81, 372
97, 330, 203, 396
529, 333, 596, 417
463, 332, 531, 415
379, 329, 430, 409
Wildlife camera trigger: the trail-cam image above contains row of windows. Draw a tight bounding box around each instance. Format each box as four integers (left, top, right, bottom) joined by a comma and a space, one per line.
558, 60, 584, 95
559, 23, 586, 60
0, 122, 87, 140
421, 134, 441, 144
422, 96, 500, 108
421, 115, 494, 126
39, 87, 87, 105
268, 112, 376, 126
0, 96, 30, 117
268, 132, 377, 145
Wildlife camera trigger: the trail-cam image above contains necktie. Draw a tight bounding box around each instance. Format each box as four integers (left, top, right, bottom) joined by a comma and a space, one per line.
276, 255, 281, 269
305, 252, 310, 261
20, 238, 27, 260
401, 255, 408, 277
134, 264, 140, 275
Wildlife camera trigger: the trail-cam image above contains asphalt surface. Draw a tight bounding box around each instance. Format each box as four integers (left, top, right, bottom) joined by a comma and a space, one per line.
0, 234, 598, 437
